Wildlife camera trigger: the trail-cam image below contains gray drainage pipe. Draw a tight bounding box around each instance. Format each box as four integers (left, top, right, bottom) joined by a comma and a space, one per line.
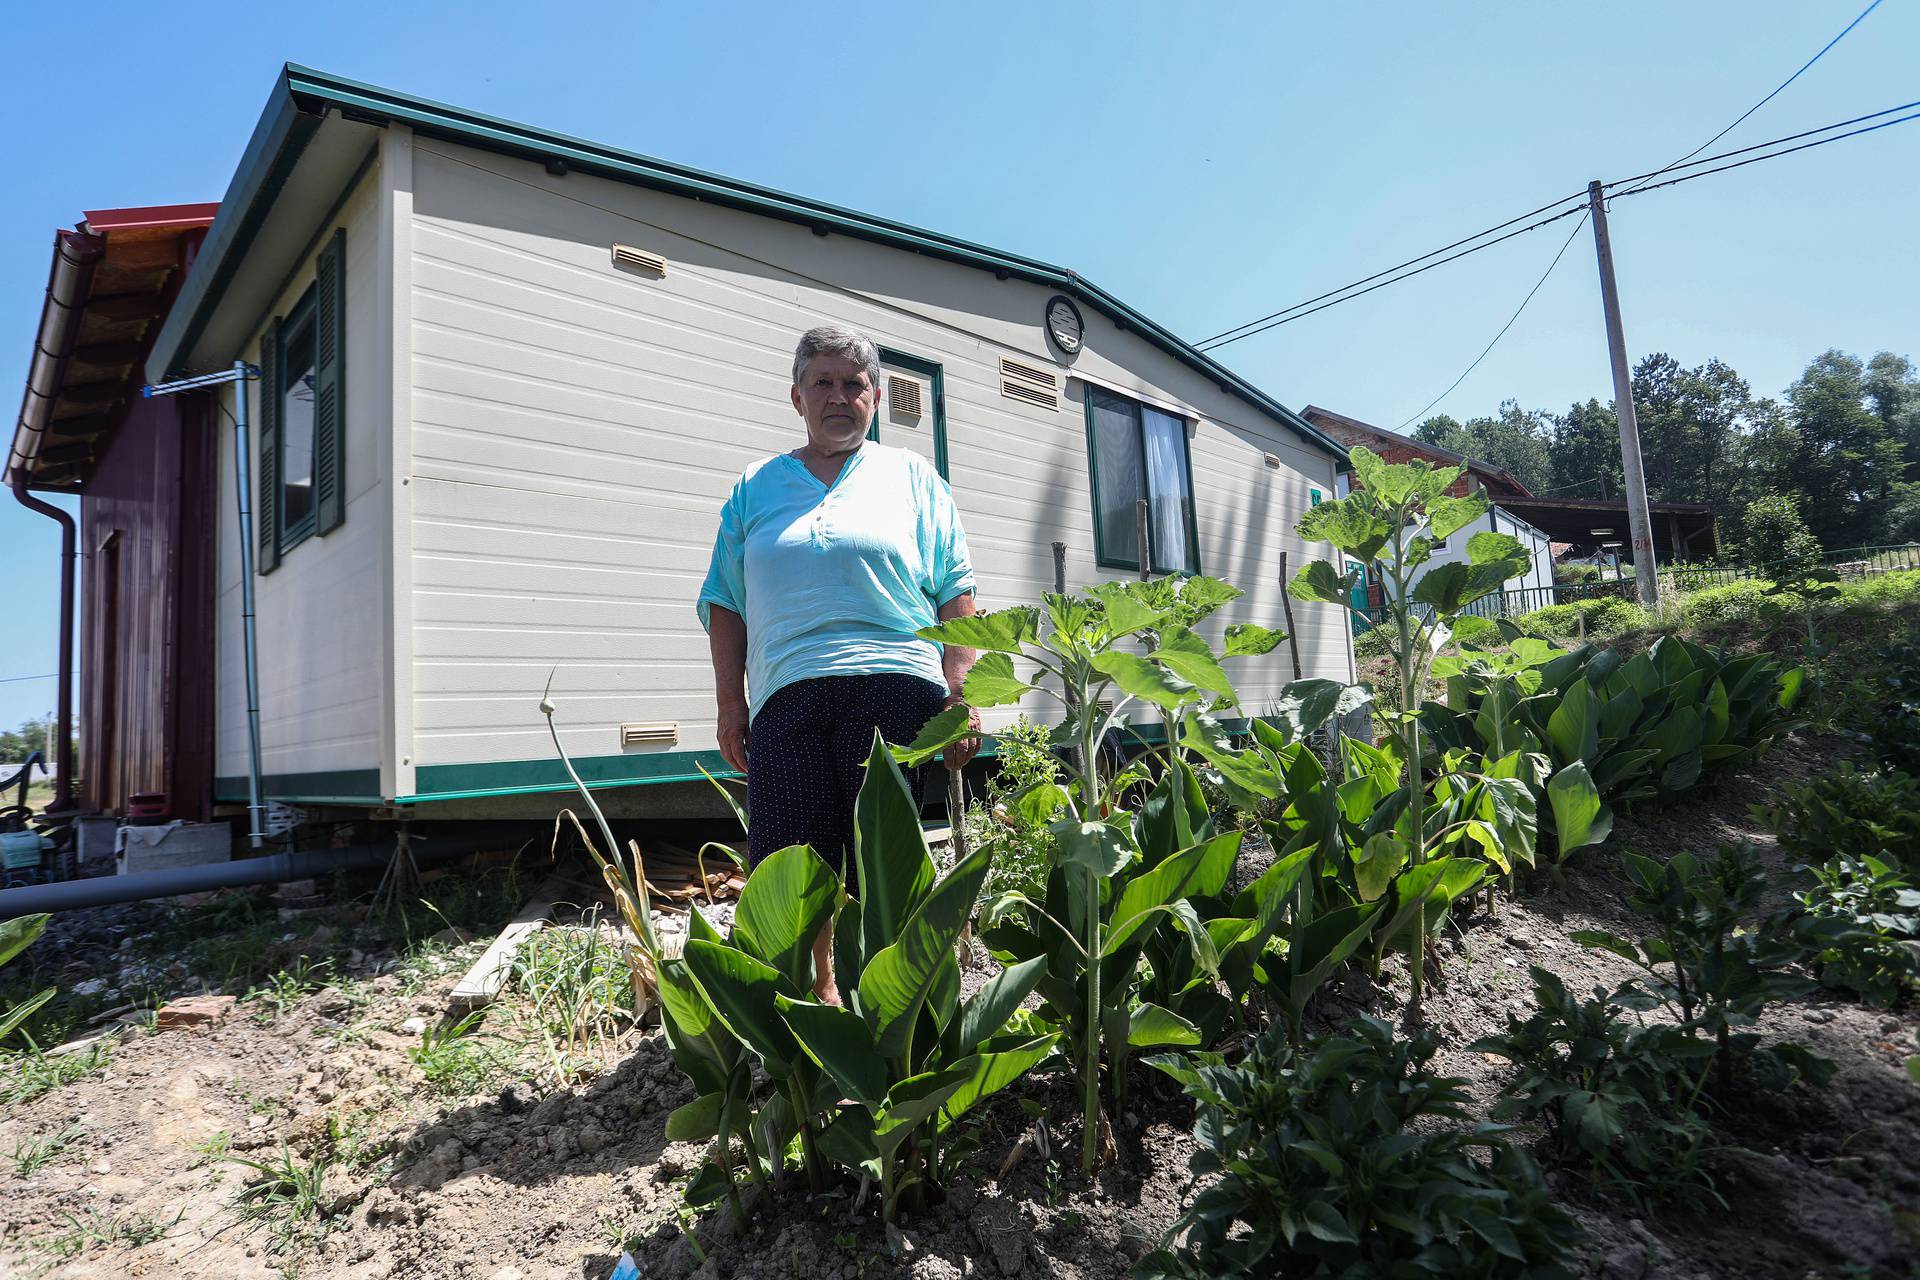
0, 829, 508, 919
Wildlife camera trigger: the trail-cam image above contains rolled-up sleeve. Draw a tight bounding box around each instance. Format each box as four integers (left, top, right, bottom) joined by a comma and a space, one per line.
917, 463, 976, 607
696, 480, 747, 631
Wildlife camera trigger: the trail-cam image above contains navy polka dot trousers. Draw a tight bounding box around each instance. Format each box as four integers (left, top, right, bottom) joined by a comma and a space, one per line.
745, 673, 951, 878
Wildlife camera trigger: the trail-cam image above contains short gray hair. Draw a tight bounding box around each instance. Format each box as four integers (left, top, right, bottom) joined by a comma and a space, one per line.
792, 325, 882, 389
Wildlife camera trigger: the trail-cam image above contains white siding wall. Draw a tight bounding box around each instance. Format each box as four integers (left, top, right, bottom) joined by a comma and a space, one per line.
404, 140, 1348, 775
212, 170, 390, 787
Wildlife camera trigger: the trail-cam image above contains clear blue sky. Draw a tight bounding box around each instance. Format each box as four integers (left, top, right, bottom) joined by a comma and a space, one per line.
2, 0, 1915, 732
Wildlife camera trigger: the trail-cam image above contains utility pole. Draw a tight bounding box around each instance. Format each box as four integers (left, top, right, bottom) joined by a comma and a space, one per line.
1587, 180, 1660, 611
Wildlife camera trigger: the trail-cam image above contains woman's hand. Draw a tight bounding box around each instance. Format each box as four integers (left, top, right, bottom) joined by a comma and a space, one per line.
945, 694, 983, 770
717, 700, 750, 774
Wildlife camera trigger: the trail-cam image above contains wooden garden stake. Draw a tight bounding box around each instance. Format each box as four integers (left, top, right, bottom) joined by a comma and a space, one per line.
1279, 551, 1304, 680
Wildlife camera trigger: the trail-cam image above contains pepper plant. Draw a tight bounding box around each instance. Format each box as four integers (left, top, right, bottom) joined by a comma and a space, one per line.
1286, 446, 1547, 1011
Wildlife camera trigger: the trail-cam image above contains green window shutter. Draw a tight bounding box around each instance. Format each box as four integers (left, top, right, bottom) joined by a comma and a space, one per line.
313, 228, 347, 536
257, 316, 282, 574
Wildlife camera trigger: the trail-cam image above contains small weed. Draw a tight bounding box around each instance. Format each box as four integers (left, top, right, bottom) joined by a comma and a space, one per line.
9, 1124, 82, 1177
408, 1010, 513, 1095
227, 1140, 335, 1254
326, 1110, 394, 1172
31, 1206, 178, 1259
190, 1130, 232, 1167
245, 956, 331, 1025
0, 1041, 111, 1105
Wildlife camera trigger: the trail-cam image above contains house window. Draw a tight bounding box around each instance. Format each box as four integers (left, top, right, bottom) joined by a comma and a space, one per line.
1084, 386, 1199, 574
257, 228, 346, 574
278, 290, 319, 548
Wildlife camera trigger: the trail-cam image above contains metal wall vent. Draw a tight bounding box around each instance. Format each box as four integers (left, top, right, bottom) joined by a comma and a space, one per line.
620, 721, 680, 747
611, 244, 668, 276
999, 355, 1060, 411
889, 374, 923, 419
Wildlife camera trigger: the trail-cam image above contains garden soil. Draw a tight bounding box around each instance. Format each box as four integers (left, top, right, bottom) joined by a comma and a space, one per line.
2, 733, 1915, 1280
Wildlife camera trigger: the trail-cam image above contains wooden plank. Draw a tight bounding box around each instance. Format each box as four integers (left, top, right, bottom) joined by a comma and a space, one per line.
448, 871, 569, 1009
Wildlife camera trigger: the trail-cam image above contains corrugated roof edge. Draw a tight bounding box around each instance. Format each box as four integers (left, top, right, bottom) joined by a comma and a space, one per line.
150, 63, 1342, 461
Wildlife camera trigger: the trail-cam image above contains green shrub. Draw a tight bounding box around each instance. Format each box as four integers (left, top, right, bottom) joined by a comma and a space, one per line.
1679, 579, 1794, 630
978, 714, 1061, 899
1573, 845, 1832, 1092
1515, 596, 1651, 640
1142, 1016, 1582, 1279
1865, 639, 1920, 774
1475, 966, 1720, 1207
1739, 492, 1824, 578
1353, 624, 1392, 660
1836, 568, 1920, 610
1785, 855, 1920, 1007
1766, 764, 1920, 878
1555, 562, 1601, 585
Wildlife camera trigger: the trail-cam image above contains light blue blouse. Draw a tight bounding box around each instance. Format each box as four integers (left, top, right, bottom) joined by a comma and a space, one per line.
697, 443, 976, 721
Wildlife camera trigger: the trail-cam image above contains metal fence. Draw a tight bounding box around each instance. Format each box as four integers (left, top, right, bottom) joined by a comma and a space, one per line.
1363, 542, 1920, 629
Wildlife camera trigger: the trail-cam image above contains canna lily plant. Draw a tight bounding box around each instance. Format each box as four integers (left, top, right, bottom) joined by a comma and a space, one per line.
669, 735, 1060, 1225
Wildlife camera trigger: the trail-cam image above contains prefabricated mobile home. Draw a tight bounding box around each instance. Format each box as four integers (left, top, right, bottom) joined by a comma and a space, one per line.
138, 65, 1354, 821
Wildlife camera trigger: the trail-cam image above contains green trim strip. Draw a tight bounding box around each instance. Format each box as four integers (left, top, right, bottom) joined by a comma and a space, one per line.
215, 768, 384, 804
153, 62, 1343, 462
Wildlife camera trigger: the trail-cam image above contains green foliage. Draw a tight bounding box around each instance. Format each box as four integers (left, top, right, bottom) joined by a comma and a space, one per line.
1, 1041, 111, 1105
1866, 639, 1920, 774
9, 1123, 83, 1177
1476, 967, 1720, 1207
1513, 596, 1651, 641
1572, 846, 1832, 1092
1289, 446, 1533, 1010
1765, 764, 1920, 878
1353, 624, 1392, 660
671, 734, 1058, 1221
407, 1010, 513, 1095
243, 956, 331, 1026
1784, 855, 1920, 1007
978, 714, 1063, 900
0, 913, 55, 1048
1737, 492, 1824, 577
506, 921, 633, 1082
1141, 1016, 1582, 1279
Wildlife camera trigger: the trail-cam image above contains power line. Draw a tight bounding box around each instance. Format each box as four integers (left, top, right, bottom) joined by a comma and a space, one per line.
1198, 204, 1589, 352
1193, 99, 1920, 353
1192, 187, 1590, 349
1615, 0, 1887, 196
1608, 105, 1920, 199
1395, 211, 1590, 431
0, 674, 60, 686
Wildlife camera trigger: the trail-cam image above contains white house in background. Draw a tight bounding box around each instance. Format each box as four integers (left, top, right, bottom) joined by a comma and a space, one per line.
1301, 406, 1558, 623
140, 65, 1356, 820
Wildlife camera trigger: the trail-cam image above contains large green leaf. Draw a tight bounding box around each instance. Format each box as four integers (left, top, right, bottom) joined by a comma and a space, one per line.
1089, 582, 1169, 640
657, 961, 737, 1095
1152, 626, 1235, 700
1467, 530, 1527, 565
0, 913, 49, 969
1352, 832, 1408, 902
1180, 712, 1281, 803
935, 1034, 1062, 1131
1138, 753, 1211, 865
1298, 497, 1392, 560
949, 956, 1048, 1057
731, 843, 839, 989
873, 1067, 972, 1159
1177, 576, 1245, 616
1546, 762, 1612, 859
1547, 679, 1601, 766
681, 939, 801, 1077
1222, 623, 1287, 657
1288, 559, 1356, 606
1127, 1003, 1202, 1048
1090, 651, 1196, 710
1428, 493, 1491, 540
1270, 679, 1368, 744
891, 703, 974, 768
858, 845, 993, 1058
915, 607, 1040, 653
963, 652, 1034, 708
1052, 818, 1136, 877
665, 1091, 726, 1142
855, 730, 937, 955
818, 1109, 880, 1169
776, 996, 887, 1105
1267, 902, 1382, 1011
1102, 832, 1242, 956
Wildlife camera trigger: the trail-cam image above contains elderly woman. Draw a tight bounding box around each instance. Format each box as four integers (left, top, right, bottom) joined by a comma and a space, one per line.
698, 325, 980, 999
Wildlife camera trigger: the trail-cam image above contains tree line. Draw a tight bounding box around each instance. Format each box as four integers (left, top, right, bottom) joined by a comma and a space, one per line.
1413, 347, 1919, 562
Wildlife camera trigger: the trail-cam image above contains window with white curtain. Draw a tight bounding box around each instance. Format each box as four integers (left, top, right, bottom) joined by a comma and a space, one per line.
1084, 386, 1199, 573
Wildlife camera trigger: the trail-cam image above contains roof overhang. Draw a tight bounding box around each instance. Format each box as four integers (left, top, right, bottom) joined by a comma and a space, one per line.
1496, 494, 1718, 555
1300, 404, 1531, 495
9, 204, 218, 490
149, 63, 1344, 461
